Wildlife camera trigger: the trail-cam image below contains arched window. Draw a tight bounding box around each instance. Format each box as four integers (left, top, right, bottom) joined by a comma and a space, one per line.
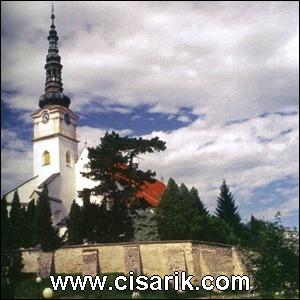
66, 151, 71, 165
42, 151, 50, 166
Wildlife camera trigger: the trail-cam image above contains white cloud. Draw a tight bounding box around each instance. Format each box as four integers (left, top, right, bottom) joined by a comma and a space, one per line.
177, 115, 191, 123
1, 1, 298, 124
1, 2, 299, 225
77, 125, 133, 150
139, 112, 299, 215
1, 128, 32, 195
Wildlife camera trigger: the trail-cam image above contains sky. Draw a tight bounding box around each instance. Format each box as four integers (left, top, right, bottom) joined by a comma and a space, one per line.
1, 1, 299, 228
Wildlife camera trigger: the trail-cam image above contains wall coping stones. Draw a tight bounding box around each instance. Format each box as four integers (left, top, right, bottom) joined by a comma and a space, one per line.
19, 240, 233, 252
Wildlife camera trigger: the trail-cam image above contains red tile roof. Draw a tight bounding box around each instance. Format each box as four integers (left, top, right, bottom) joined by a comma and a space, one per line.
137, 179, 166, 206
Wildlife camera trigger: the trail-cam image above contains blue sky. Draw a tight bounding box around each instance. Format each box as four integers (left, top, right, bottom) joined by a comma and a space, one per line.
1, 1, 299, 228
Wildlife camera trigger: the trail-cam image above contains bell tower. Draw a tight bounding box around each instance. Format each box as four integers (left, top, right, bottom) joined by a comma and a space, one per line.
31, 6, 79, 212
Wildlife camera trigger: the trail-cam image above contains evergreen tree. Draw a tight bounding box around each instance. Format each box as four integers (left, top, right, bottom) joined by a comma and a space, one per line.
9, 190, 24, 248
24, 199, 36, 247
1, 195, 10, 252
82, 131, 166, 208
206, 216, 238, 244
1, 196, 23, 299
156, 178, 187, 240
105, 200, 134, 243
132, 208, 159, 242
215, 180, 241, 232
79, 189, 99, 243
176, 184, 209, 240
247, 214, 299, 298
189, 187, 208, 216
68, 200, 83, 245
33, 186, 60, 251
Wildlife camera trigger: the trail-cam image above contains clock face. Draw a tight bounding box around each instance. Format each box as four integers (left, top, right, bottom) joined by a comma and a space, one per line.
42, 111, 49, 123
64, 113, 71, 124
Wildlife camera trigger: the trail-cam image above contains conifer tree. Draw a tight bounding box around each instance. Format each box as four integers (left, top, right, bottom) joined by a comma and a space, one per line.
1, 195, 23, 299
33, 186, 60, 251
9, 190, 23, 248
24, 199, 36, 247
132, 209, 159, 242
1, 195, 11, 259
215, 180, 241, 232
156, 178, 187, 240
68, 200, 83, 245
189, 187, 208, 216
79, 189, 99, 243
105, 200, 134, 243
82, 131, 166, 208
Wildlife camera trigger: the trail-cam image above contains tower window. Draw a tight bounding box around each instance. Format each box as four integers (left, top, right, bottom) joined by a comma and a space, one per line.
66, 151, 71, 166
42, 151, 50, 166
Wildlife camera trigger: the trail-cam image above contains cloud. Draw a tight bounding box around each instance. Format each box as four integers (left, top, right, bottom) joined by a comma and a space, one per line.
255, 196, 299, 222
1, 1, 299, 124
177, 115, 191, 123
139, 112, 299, 216
1, 2, 299, 226
1, 128, 33, 195
77, 125, 133, 150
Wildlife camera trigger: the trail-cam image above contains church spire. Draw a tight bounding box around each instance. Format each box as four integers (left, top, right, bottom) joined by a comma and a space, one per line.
39, 4, 71, 109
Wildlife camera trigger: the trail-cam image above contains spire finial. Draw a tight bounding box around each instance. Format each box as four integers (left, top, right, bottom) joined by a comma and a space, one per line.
38, 3, 71, 109
51, 2, 55, 27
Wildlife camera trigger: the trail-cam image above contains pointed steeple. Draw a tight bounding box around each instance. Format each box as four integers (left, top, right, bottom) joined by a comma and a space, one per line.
39, 4, 70, 109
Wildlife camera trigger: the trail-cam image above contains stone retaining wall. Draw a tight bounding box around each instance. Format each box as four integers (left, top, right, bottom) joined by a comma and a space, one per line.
20, 240, 247, 279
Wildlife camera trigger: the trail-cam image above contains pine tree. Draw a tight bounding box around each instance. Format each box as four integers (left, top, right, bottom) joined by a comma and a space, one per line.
33, 186, 60, 251
156, 178, 187, 240
24, 199, 36, 247
105, 200, 134, 243
82, 131, 166, 208
1, 195, 23, 299
68, 200, 83, 245
80, 189, 99, 243
132, 209, 159, 242
215, 180, 241, 232
9, 190, 23, 248
177, 184, 209, 240
1, 195, 10, 251
189, 187, 208, 216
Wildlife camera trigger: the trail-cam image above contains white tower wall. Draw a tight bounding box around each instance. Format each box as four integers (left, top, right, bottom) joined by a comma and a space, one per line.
32, 105, 79, 214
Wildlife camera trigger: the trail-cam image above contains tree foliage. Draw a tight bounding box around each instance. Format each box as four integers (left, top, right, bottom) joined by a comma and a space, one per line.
132, 209, 159, 242
9, 191, 24, 248
68, 200, 83, 245
33, 186, 60, 251
82, 131, 166, 208
215, 180, 241, 233
157, 178, 214, 241
246, 213, 299, 298
22, 199, 36, 248
1, 195, 23, 299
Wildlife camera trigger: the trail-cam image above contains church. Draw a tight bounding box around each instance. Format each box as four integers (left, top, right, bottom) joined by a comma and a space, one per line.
4, 10, 166, 232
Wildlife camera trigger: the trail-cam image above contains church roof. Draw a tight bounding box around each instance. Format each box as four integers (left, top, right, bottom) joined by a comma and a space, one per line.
37, 172, 60, 189
3, 175, 39, 197
137, 180, 166, 206
56, 214, 69, 226
30, 190, 63, 204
